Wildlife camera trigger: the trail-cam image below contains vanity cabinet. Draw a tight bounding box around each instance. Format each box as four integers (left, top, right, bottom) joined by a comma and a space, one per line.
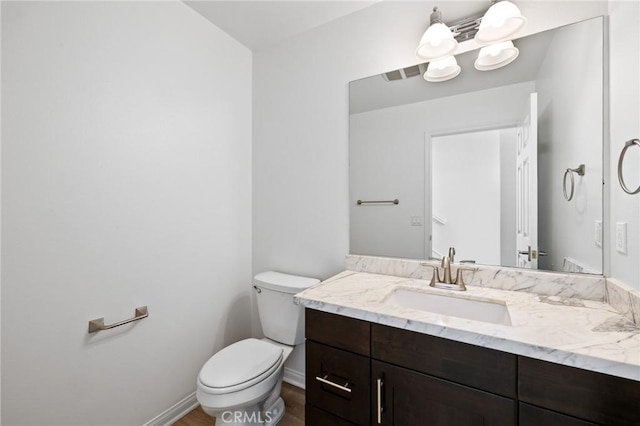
371, 323, 516, 398
518, 403, 598, 426
306, 341, 370, 425
371, 323, 516, 425
372, 360, 515, 425
305, 309, 640, 426
305, 308, 371, 425
518, 356, 640, 425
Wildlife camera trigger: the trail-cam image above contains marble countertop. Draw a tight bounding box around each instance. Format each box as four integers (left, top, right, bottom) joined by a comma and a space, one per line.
295, 271, 640, 381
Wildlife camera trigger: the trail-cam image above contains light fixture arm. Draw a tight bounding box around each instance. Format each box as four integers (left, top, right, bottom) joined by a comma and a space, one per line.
416, 5, 458, 61
430, 7, 443, 25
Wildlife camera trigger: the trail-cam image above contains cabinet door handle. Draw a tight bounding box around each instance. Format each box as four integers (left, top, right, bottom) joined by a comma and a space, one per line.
315, 375, 352, 393
377, 378, 384, 424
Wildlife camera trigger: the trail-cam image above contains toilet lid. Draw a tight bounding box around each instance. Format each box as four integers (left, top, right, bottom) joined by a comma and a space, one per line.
199, 339, 283, 389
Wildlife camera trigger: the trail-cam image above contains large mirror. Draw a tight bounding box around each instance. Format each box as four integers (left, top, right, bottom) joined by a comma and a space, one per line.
349, 17, 604, 274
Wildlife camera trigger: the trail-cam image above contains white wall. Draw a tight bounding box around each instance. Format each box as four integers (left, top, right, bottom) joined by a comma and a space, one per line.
349, 82, 533, 261
253, 0, 609, 375
0, 2, 3, 418
536, 17, 604, 273
1, 2, 252, 425
609, 0, 640, 289
433, 131, 502, 265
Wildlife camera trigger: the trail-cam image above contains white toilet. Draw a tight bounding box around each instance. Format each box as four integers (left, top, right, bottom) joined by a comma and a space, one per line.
196, 271, 319, 425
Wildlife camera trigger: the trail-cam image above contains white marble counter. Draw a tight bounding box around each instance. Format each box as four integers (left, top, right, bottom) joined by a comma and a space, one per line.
295, 270, 640, 381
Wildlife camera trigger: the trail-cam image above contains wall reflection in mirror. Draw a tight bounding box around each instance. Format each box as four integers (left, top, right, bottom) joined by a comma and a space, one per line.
349, 17, 604, 274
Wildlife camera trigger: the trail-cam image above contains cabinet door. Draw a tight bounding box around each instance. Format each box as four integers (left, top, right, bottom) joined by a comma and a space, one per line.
306, 404, 358, 426
372, 360, 515, 426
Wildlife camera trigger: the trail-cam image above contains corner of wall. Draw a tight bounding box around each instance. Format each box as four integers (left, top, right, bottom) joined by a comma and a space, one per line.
608, 0, 640, 291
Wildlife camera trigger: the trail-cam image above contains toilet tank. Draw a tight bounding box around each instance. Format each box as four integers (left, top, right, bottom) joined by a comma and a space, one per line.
254, 271, 319, 346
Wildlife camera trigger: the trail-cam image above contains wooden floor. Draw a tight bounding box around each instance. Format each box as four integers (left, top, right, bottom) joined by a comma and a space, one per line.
173, 382, 305, 426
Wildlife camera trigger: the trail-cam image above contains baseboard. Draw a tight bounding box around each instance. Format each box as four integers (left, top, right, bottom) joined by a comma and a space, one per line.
283, 367, 305, 389
143, 391, 199, 426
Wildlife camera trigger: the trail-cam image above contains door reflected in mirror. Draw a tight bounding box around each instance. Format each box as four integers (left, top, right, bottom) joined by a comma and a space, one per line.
432, 129, 510, 267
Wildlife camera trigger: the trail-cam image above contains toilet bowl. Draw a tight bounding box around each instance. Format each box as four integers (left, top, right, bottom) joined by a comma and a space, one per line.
196, 271, 319, 426
197, 338, 293, 425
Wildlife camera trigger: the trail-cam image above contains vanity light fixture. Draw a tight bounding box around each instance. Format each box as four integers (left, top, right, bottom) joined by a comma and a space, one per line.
475, 0, 527, 45
424, 55, 461, 82
416, 7, 458, 61
417, 1, 526, 82
474, 40, 520, 70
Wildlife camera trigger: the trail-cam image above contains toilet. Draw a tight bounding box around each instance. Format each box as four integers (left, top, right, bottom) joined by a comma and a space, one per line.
196, 271, 319, 425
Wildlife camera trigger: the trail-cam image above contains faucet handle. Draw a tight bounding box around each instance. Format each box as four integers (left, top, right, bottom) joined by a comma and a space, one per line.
453, 267, 476, 290
420, 262, 440, 286
430, 267, 442, 287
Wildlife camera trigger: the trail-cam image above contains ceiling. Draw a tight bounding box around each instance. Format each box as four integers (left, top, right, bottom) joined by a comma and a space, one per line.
184, 1, 380, 51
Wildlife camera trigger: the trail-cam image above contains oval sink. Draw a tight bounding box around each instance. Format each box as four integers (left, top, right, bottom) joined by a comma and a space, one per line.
384, 288, 512, 326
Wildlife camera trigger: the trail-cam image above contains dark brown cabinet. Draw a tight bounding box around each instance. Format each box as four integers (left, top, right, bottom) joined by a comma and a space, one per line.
372, 360, 515, 425
305, 310, 371, 425
371, 323, 516, 398
519, 403, 598, 426
306, 341, 370, 425
305, 309, 640, 426
518, 356, 640, 425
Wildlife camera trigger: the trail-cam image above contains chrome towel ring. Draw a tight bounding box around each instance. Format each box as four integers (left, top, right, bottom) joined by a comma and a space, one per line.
563, 164, 585, 201
618, 139, 640, 195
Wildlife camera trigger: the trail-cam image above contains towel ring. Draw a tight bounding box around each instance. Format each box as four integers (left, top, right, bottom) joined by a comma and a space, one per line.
563, 164, 585, 201
618, 139, 640, 195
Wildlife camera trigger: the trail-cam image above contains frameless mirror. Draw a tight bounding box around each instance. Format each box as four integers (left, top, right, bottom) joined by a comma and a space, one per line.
349, 16, 604, 274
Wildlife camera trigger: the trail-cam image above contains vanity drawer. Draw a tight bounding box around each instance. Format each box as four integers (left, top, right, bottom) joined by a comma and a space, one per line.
518, 356, 640, 425
306, 308, 370, 356
306, 340, 370, 425
372, 324, 517, 398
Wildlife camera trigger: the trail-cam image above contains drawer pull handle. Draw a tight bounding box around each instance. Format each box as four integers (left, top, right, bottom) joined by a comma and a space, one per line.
315, 375, 352, 393
377, 378, 384, 424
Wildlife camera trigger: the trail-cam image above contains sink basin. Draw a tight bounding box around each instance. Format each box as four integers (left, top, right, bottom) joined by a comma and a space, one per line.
384, 288, 512, 326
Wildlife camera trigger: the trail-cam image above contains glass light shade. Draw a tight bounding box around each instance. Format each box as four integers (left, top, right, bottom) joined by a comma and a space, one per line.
424, 56, 461, 82
475, 1, 527, 45
416, 22, 458, 60
474, 41, 520, 70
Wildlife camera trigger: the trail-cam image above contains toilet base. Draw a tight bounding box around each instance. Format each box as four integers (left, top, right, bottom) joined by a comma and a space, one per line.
264, 397, 285, 425
203, 395, 286, 426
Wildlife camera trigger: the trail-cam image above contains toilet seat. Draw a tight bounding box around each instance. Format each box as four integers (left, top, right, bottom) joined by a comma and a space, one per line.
198, 338, 283, 395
